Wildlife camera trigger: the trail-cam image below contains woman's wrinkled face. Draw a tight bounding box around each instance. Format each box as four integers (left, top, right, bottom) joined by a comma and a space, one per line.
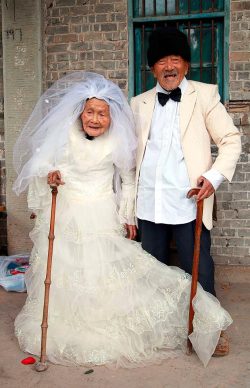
81, 98, 111, 137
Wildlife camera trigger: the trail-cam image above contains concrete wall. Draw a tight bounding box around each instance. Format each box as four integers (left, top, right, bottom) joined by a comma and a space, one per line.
2, 0, 42, 254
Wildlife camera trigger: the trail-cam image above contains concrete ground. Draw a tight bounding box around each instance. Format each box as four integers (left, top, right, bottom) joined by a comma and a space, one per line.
1, 274, 250, 388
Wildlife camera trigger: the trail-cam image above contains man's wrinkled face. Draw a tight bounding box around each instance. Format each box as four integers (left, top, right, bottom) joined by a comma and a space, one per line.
81, 98, 111, 137
151, 55, 189, 91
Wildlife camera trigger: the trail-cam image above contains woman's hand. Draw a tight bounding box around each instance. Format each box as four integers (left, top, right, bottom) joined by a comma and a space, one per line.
47, 170, 65, 187
125, 224, 137, 240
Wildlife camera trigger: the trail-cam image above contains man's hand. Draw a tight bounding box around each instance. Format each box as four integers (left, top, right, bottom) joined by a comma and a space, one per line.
125, 224, 137, 240
196, 176, 215, 201
47, 170, 65, 186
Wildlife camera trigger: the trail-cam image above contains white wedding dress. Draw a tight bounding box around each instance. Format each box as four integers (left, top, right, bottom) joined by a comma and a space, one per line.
15, 122, 232, 368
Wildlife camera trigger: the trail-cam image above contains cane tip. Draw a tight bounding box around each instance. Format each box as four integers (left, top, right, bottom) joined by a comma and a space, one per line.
186, 345, 193, 355
34, 361, 48, 372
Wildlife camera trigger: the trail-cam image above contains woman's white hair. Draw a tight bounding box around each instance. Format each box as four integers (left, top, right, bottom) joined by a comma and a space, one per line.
13, 72, 137, 195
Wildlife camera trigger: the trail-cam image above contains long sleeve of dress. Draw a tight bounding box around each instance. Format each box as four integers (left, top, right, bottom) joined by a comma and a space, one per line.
117, 168, 136, 225
27, 146, 70, 212
27, 176, 52, 212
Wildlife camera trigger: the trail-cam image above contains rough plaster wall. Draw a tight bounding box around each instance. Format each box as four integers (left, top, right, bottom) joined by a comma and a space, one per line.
2, 0, 42, 254
0, 0, 7, 254
0, 0, 4, 205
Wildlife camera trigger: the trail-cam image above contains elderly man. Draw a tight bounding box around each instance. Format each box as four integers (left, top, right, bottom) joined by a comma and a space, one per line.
130, 27, 241, 356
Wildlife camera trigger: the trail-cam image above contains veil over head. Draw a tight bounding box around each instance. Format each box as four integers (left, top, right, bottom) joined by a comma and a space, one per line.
13, 72, 137, 195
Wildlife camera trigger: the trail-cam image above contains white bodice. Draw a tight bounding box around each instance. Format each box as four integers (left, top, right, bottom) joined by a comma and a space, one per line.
27, 121, 136, 225
60, 123, 115, 199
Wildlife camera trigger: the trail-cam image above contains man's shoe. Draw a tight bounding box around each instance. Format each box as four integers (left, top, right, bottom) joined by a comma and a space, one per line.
212, 331, 229, 357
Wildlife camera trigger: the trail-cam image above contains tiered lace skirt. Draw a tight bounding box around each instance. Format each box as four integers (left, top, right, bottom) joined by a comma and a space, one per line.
15, 191, 232, 367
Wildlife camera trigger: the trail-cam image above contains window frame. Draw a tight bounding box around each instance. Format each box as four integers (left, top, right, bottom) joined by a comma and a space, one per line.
128, 0, 230, 102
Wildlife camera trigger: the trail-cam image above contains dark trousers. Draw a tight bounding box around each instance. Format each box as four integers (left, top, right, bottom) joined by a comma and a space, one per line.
138, 218, 216, 296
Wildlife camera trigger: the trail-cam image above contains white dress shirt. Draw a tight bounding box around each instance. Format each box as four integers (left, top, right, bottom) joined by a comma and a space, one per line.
136, 78, 224, 225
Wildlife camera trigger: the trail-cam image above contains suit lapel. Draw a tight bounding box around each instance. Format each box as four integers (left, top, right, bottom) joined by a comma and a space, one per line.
179, 81, 197, 139
140, 88, 156, 146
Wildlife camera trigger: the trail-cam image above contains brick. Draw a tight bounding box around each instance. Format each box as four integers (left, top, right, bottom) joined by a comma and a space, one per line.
103, 51, 115, 60
95, 61, 116, 70
95, 4, 114, 13
238, 72, 250, 80
93, 51, 104, 60
234, 63, 244, 71
219, 228, 236, 237
108, 70, 127, 79
238, 228, 250, 237
70, 61, 94, 70
83, 32, 103, 41
47, 43, 69, 53
231, 22, 240, 31
59, 7, 70, 16
233, 247, 250, 256
234, 12, 244, 21
70, 25, 82, 33
231, 31, 248, 41
54, 34, 78, 43
231, 1, 250, 11
231, 41, 249, 51
69, 6, 90, 16
51, 8, 60, 17
56, 0, 76, 5
67, 16, 84, 24
114, 3, 126, 12
94, 41, 114, 50
230, 81, 243, 90
222, 192, 233, 201
96, 14, 109, 22
88, 15, 95, 23
240, 22, 249, 29
232, 192, 248, 201
115, 13, 125, 22
49, 17, 61, 25
230, 72, 237, 81
241, 113, 249, 125
230, 52, 250, 61
47, 25, 70, 34
56, 53, 74, 61
100, 23, 118, 32
70, 42, 91, 51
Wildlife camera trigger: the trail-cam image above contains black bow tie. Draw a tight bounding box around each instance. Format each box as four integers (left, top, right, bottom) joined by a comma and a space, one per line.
158, 88, 182, 106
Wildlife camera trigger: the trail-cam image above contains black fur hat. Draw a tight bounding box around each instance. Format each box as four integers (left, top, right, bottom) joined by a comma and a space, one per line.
147, 27, 191, 67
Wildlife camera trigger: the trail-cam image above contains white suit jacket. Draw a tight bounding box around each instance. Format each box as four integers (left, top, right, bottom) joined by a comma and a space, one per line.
131, 80, 241, 230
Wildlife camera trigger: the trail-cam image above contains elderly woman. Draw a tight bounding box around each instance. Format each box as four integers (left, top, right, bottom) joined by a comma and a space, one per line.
14, 72, 231, 368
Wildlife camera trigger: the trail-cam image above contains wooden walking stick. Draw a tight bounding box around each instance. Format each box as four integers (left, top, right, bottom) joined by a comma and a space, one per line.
186, 188, 204, 354
35, 185, 58, 372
